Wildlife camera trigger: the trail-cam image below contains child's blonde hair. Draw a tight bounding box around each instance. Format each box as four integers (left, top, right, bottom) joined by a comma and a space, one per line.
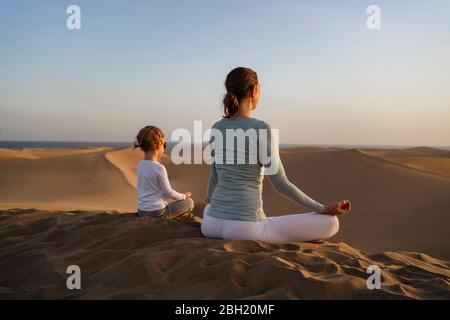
134, 126, 164, 152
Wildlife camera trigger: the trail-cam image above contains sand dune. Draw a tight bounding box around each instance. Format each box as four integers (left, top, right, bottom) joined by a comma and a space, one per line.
105, 147, 143, 188
1, 146, 449, 261
0, 147, 111, 161
0, 148, 136, 212
1, 146, 449, 299
0, 209, 448, 299
359, 147, 450, 179
0, 148, 36, 160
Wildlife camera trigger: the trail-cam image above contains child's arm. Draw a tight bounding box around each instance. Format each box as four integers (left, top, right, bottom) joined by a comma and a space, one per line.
158, 166, 186, 200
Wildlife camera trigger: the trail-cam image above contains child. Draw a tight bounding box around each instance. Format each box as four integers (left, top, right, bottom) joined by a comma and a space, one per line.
134, 126, 194, 219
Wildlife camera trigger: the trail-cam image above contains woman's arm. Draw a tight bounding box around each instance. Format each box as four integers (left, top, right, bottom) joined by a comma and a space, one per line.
158, 166, 186, 200
205, 127, 218, 203
267, 155, 325, 214
261, 121, 324, 213
205, 162, 218, 203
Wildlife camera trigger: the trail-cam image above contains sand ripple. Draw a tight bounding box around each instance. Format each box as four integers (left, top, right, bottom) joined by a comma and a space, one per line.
0, 209, 449, 299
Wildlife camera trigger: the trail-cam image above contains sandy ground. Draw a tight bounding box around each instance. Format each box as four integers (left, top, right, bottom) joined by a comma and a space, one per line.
0, 145, 449, 299
0, 209, 449, 299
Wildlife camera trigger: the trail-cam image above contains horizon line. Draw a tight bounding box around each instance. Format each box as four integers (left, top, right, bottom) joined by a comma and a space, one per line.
0, 139, 449, 150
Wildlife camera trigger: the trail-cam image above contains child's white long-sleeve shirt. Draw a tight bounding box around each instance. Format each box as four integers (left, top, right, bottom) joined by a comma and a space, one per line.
137, 160, 185, 211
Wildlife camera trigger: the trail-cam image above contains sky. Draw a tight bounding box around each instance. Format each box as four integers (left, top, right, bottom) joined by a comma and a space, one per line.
0, 0, 449, 146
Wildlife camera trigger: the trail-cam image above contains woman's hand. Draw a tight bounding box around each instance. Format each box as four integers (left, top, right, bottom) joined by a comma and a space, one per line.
184, 192, 192, 199
322, 199, 351, 216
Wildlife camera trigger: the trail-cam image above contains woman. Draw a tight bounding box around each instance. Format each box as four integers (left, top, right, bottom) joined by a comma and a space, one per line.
201, 67, 351, 243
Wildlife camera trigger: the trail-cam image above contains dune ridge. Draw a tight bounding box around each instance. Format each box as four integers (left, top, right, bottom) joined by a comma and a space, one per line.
0, 147, 112, 161
0, 148, 36, 160
356, 147, 450, 179
0, 209, 449, 299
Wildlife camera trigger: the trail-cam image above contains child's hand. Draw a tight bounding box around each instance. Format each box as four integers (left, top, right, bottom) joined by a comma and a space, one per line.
184, 192, 192, 199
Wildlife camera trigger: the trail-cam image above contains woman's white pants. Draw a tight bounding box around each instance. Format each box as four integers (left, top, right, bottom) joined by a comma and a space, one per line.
201, 204, 339, 244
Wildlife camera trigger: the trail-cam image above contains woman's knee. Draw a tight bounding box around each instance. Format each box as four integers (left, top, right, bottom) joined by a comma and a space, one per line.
322, 215, 339, 239
200, 212, 219, 238
200, 221, 208, 237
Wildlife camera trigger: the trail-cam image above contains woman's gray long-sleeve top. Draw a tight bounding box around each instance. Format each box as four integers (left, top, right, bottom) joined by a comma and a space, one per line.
205, 116, 325, 221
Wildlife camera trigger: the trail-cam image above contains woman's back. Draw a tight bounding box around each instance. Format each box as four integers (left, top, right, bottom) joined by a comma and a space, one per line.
207, 116, 270, 221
